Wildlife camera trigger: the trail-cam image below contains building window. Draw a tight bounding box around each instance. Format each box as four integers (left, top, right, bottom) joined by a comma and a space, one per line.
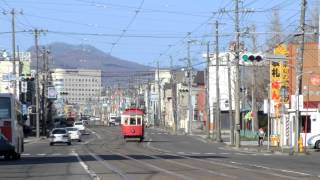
301, 115, 311, 133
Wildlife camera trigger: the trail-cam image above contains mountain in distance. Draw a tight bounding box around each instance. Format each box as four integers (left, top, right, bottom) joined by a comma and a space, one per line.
29, 42, 153, 86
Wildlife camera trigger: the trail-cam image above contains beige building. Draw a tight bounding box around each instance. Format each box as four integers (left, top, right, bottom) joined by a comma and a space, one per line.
52, 69, 102, 105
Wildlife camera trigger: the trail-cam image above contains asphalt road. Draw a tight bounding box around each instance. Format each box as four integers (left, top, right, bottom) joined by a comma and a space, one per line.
0, 126, 319, 180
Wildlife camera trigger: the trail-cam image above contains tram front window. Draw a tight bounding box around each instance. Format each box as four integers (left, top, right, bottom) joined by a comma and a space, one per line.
130, 117, 136, 125
137, 117, 141, 125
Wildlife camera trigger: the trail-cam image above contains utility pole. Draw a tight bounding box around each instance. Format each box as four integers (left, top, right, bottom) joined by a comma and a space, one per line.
187, 40, 193, 135
227, 53, 234, 145
251, 24, 258, 131
31, 28, 46, 138
205, 42, 211, 139
42, 47, 49, 136
294, 0, 306, 153
4, 9, 22, 98
215, 21, 222, 142
157, 61, 161, 128
234, 0, 241, 148
170, 56, 178, 134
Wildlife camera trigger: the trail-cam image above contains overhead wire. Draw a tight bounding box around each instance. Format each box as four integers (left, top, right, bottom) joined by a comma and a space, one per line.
108, 0, 145, 54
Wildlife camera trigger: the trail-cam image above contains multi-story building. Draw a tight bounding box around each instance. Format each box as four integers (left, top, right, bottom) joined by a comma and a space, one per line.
0, 51, 31, 97
51, 69, 102, 105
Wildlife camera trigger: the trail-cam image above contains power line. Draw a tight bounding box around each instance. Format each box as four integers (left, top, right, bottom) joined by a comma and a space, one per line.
109, 0, 145, 54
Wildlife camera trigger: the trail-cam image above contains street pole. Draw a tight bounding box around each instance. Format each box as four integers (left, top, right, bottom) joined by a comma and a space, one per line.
205, 42, 211, 139
187, 40, 193, 135
227, 53, 234, 145
251, 24, 258, 131
215, 21, 222, 142
294, 0, 306, 153
157, 61, 161, 128
267, 83, 271, 150
170, 56, 178, 134
9, 9, 22, 98
42, 48, 49, 136
234, 0, 241, 148
31, 29, 46, 138
34, 29, 40, 138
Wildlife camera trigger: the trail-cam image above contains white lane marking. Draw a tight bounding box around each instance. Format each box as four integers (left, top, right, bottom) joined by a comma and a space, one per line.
263, 154, 272, 156
177, 152, 186, 154
234, 153, 246, 155
88, 152, 132, 180
220, 152, 229, 155
157, 133, 162, 135
37, 153, 46, 156
22, 153, 31, 156
147, 138, 151, 147
51, 153, 62, 156
145, 144, 235, 179
231, 161, 312, 177
191, 152, 200, 155
72, 151, 101, 180
113, 151, 194, 180
147, 144, 301, 180
150, 154, 235, 179
204, 152, 216, 155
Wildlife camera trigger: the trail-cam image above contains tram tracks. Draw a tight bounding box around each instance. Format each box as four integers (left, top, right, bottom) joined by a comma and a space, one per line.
77, 127, 315, 180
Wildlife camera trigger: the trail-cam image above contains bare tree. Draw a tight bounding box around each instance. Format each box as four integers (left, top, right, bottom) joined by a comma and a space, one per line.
305, 0, 319, 42
266, 9, 283, 52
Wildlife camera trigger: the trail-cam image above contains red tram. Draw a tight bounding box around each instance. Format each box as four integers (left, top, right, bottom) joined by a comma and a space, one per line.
120, 108, 144, 142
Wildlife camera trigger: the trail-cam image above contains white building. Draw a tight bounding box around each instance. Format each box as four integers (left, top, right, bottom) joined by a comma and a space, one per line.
51, 69, 102, 105
0, 52, 31, 97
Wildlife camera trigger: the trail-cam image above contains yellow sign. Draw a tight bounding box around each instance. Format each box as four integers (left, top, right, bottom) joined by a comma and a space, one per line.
274, 44, 288, 56
270, 44, 290, 117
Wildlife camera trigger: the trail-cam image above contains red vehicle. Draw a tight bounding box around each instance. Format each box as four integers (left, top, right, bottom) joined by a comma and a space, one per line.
121, 108, 144, 142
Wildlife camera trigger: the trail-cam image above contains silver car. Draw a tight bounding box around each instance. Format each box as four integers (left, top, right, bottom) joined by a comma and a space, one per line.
307, 134, 320, 149
49, 128, 71, 146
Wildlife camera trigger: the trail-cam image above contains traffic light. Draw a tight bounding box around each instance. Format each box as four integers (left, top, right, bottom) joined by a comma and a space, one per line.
241, 54, 263, 62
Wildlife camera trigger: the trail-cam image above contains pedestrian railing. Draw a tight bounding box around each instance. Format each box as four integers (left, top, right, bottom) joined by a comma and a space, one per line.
240, 130, 258, 139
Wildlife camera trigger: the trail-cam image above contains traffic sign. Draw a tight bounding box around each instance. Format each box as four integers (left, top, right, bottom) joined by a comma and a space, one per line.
48, 87, 57, 99
21, 81, 27, 93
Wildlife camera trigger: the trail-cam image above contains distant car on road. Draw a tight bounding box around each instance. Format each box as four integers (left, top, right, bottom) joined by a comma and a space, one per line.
49, 128, 71, 146
308, 134, 320, 149
66, 127, 81, 142
73, 121, 86, 133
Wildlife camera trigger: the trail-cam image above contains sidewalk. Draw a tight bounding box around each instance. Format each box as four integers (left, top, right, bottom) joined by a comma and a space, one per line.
192, 132, 315, 155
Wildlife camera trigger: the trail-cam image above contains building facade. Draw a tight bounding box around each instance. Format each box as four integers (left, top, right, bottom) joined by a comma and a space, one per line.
51, 69, 102, 105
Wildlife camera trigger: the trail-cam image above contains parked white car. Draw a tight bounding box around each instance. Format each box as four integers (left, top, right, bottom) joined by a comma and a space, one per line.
66, 127, 81, 142
307, 134, 320, 149
73, 121, 86, 133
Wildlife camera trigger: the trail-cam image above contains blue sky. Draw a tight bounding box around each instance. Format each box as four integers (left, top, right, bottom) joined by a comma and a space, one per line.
0, 0, 317, 68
